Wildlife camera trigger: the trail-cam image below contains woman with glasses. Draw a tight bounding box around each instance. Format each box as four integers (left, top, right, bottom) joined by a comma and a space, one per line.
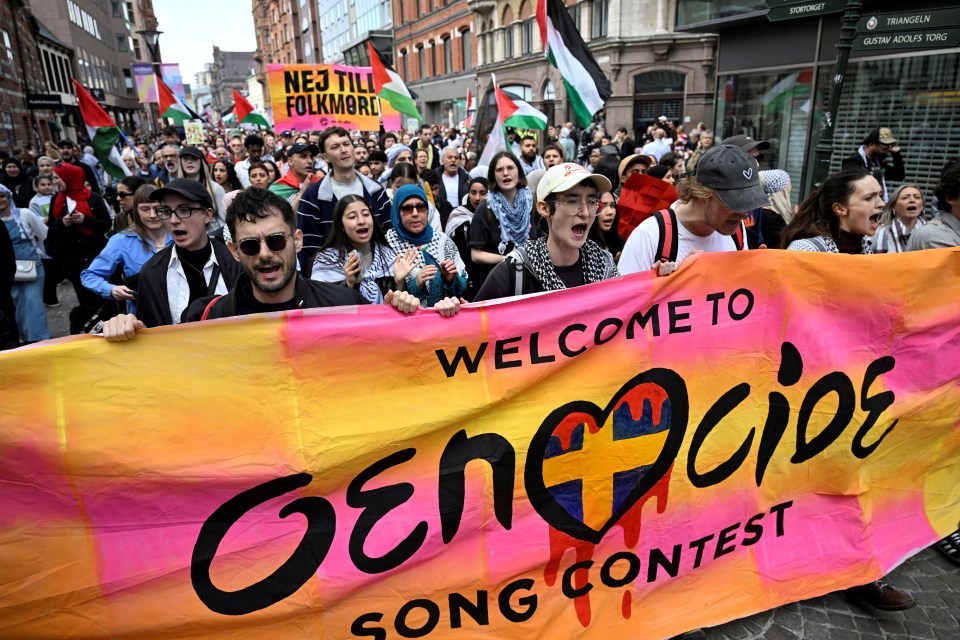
179, 147, 226, 231
474, 163, 617, 301
309, 194, 417, 304
112, 176, 149, 234
468, 152, 538, 287
81, 184, 171, 315
386, 184, 467, 308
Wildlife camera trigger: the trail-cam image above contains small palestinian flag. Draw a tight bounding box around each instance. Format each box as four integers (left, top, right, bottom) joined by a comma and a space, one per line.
232, 89, 270, 128
537, 0, 612, 128
368, 42, 422, 123
71, 79, 130, 180
158, 76, 192, 124
494, 76, 547, 131
463, 89, 477, 129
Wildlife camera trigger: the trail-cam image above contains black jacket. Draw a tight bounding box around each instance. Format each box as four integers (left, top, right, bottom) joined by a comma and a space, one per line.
135, 239, 242, 327
182, 273, 367, 322
46, 193, 112, 266
841, 149, 905, 185
434, 167, 471, 214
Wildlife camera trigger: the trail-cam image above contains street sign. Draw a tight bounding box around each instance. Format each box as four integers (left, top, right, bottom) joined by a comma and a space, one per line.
857, 8, 960, 33
26, 93, 64, 111
89, 88, 106, 101
765, 0, 846, 22
853, 27, 960, 51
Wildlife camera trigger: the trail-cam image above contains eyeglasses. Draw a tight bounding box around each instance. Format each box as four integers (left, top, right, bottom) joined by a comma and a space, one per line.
880, 143, 894, 149
400, 202, 428, 214
116, 191, 134, 198
237, 232, 291, 256
549, 196, 601, 216
155, 205, 208, 220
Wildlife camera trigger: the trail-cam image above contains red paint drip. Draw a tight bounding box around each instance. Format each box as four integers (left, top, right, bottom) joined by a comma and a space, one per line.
619, 383, 670, 425
545, 527, 596, 627
552, 412, 594, 451
622, 590, 633, 619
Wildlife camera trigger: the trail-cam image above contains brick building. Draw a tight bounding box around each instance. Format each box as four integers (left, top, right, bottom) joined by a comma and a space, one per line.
0, 0, 57, 153
210, 47, 256, 116
394, 0, 476, 126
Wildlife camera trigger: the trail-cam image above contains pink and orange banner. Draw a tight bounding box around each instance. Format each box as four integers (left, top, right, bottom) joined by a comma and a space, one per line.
268, 63, 402, 133
1, 249, 959, 639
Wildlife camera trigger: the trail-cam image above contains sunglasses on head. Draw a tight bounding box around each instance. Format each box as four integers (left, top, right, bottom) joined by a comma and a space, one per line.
237, 232, 290, 256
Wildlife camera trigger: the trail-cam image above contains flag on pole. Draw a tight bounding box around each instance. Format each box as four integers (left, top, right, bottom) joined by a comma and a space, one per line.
232, 89, 271, 128
368, 42, 422, 123
463, 89, 477, 129
478, 112, 507, 168
71, 79, 130, 181
537, 0, 612, 128
157, 76, 193, 124
493, 76, 547, 131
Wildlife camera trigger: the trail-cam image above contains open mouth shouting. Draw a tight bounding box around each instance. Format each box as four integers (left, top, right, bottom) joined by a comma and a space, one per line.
256, 260, 284, 281
571, 222, 588, 240
869, 213, 881, 229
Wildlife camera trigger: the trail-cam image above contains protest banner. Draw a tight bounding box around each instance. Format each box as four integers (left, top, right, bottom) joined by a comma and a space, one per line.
132, 63, 188, 104
1, 249, 958, 639
269, 63, 397, 132
184, 121, 205, 145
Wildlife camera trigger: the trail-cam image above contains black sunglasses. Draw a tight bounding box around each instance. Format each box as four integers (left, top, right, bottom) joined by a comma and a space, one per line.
237, 232, 290, 256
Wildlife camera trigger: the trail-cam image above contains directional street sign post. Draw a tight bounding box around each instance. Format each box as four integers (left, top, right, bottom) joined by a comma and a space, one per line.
854, 8, 960, 51
765, 0, 846, 22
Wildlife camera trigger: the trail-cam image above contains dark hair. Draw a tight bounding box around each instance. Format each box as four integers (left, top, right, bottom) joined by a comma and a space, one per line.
162, 125, 178, 138
935, 164, 960, 213
226, 186, 295, 238
212, 160, 243, 192
588, 191, 623, 255
244, 134, 265, 149
381, 132, 398, 149
318, 194, 390, 265
487, 152, 528, 193
119, 175, 148, 195
261, 159, 281, 182
520, 135, 536, 144
542, 142, 564, 158
593, 155, 621, 193
419, 124, 432, 134
369, 150, 387, 163
318, 126, 351, 154
420, 168, 440, 191
660, 152, 682, 168
779, 167, 873, 248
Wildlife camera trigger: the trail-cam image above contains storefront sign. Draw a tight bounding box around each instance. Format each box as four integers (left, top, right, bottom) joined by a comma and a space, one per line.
1, 249, 958, 639
853, 27, 960, 51
765, 0, 846, 22
26, 93, 64, 111
857, 8, 960, 33
89, 88, 106, 101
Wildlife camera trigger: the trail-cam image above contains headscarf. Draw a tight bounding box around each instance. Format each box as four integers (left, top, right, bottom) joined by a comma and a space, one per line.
386, 144, 413, 169
51, 162, 94, 235
391, 184, 433, 246
760, 169, 790, 196
1, 158, 25, 191
0, 183, 44, 257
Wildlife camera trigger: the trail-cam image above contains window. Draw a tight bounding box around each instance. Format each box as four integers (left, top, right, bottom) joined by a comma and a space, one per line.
111, 0, 121, 17
133, 37, 141, 60
675, 0, 766, 28
592, 0, 608, 39
429, 44, 436, 76
567, 3, 580, 29
503, 27, 513, 59
116, 34, 128, 52
398, 0, 404, 24
417, 47, 424, 80
460, 30, 472, 71
521, 19, 533, 54
443, 37, 452, 74
543, 79, 556, 100
400, 49, 408, 80
1, 30, 16, 83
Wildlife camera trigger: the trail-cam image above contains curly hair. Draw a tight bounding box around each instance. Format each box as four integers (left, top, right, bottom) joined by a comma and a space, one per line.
226, 186, 295, 238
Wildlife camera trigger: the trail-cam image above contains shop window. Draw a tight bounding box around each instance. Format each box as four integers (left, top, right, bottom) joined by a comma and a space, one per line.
632, 71, 685, 132
675, 0, 766, 28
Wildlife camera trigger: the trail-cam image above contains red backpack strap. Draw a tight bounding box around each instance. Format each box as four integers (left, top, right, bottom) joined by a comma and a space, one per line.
733, 220, 745, 251
653, 208, 679, 263
200, 295, 223, 321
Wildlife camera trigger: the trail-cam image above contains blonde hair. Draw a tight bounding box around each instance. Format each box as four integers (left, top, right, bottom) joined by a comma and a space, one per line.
880, 184, 924, 226
760, 173, 794, 223
675, 175, 717, 202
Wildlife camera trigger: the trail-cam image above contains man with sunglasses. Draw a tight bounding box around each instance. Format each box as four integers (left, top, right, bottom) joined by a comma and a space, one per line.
129, 179, 240, 328
842, 127, 904, 202
102, 188, 439, 339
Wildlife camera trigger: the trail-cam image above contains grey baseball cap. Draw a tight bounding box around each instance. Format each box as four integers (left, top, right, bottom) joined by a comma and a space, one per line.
695, 145, 769, 212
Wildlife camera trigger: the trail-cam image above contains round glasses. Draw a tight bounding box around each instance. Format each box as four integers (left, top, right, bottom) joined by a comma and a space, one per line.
549, 196, 601, 216
237, 232, 290, 256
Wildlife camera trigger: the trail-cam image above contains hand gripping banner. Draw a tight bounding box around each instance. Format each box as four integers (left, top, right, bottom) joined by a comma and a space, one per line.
1, 249, 958, 639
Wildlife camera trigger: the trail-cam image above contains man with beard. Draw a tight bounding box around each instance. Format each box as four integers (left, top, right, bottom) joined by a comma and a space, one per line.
518, 135, 545, 175
155, 144, 182, 186
102, 188, 443, 339
411, 124, 441, 169
125, 179, 240, 327
57, 140, 101, 193
842, 127, 905, 201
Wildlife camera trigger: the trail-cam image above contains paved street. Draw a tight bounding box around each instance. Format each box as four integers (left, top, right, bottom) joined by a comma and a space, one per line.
39, 290, 960, 639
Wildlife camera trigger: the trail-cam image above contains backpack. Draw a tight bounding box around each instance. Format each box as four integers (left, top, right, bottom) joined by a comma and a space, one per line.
506, 247, 531, 297
652, 208, 744, 263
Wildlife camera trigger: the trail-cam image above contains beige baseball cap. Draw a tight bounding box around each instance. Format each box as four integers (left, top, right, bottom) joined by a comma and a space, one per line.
536, 163, 612, 201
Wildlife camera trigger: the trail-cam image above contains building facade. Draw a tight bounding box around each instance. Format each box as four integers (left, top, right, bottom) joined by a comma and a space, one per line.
394, 0, 476, 126
676, 0, 960, 201
470, 0, 717, 139
209, 47, 256, 115
318, 0, 392, 64
29, 0, 142, 132
0, 0, 54, 152
34, 17, 78, 144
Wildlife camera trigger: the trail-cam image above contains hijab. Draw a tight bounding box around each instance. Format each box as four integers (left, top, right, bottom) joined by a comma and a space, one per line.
391, 184, 433, 246
1, 158, 25, 191
52, 163, 94, 234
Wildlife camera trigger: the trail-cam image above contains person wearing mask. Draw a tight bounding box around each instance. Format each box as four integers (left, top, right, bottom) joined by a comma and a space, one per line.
81, 184, 171, 315
0, 184, 49, 343
474, 163, 617, 300
297, 128, 392, 269
468, 152, 536, 286
386, 184, 467, 308
133, 179, 240, 327
179, 147, 226, 231
310, 194, 417, 304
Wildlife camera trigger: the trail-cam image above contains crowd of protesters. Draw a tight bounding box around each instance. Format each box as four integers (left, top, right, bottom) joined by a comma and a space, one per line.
1, 118, 957, 591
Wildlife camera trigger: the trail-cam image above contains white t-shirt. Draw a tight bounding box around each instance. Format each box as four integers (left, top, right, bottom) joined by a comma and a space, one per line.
618, 210, 746, 275
442, 172, 461, 209
331, 174, 363, 201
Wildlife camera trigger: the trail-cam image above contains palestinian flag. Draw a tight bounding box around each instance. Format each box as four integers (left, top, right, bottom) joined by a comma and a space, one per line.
158, 76, 192, 124
232, 89, 270, 127
71, 79, 130, 181
368, 42, 422, 123
463, 89, 477, 128
537, 0, 612, 128
494, 76, 547, 130
479, 112, 507, 168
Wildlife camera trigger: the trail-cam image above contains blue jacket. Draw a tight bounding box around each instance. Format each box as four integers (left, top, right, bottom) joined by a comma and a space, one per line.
296, 170, 392, 271
81, 230, 172, 313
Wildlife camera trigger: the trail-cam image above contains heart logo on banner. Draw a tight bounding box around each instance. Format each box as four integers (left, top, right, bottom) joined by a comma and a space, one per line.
524, 369, 689, 543
743, 168, 753, 180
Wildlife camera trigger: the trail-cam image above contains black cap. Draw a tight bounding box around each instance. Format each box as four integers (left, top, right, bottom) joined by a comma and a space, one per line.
721, 134, 770, 153
178, 146, 205, 160
280, 130, 293, 137
368, 150, 387, 163
57, 139, 75, 148
289, 142, 319, 156
150, 178, 213, 208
